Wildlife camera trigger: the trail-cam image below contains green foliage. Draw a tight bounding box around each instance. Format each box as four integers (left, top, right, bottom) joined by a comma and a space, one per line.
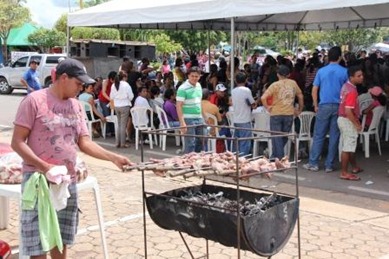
165, 30, 227, 53
54, 13, 120, 41
237, 28, 383, 54
83, 0, 110, 8
0, 0, 30, 38
54, 14, 67, 34
150, 61, 161, 69
120, 29, 160, 42
71, 27, 120, 40
149, 33, 182, 54
0, 0, 31, 61
28, 28, 66, 50
321, 28, 380, 51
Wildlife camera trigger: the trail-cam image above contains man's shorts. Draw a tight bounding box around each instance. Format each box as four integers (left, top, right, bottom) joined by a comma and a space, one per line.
21, 172, 79, 256
337, 117, 358, 153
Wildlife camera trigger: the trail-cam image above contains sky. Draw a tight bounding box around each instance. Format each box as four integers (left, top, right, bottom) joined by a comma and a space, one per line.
23, 0, 79, 28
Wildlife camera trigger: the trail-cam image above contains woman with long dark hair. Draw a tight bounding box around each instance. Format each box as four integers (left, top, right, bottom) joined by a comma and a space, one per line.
109, 71, 134, 148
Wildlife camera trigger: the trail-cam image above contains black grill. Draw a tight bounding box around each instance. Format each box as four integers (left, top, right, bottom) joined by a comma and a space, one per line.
146, 184, 299, 257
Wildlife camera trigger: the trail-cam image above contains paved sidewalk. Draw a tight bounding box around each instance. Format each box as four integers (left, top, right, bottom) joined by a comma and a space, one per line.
1, 131, 389, 258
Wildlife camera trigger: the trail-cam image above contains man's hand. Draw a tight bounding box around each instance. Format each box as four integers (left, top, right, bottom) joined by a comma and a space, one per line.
180, 122, 187, 134
112, 154, 135, 172
294, 109, 303, 117
355, 124, 362, 132
314, 105, 318, 113
100, 115, 107, 123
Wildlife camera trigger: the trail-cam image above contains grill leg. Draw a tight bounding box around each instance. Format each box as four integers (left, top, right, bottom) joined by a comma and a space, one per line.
179, 232, 196, 259
178, 232, 210, 259
205, 239, 209, 259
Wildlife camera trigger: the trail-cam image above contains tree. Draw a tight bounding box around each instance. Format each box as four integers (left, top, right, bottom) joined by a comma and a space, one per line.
28, 28, 66, 52
54, 14, 67, 34
53, 13, 120, 41
83, 0, 110, 8
322, 28, 381, 51
0, 0, 30, 61
71, 27, 120, 40
149, 33, 182, 55
121, 29, 160, 42
165, 30, 227, 53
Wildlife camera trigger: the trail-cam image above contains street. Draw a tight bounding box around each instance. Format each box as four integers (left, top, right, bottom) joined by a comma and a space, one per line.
1, 91, 388, 213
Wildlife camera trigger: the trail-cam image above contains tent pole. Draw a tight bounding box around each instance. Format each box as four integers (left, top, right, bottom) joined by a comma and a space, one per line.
230, 17, 235, 91
295, 29, 300, 60
66, 25, 70, 57
66, 0, 71, 57
207, 26, 210, 73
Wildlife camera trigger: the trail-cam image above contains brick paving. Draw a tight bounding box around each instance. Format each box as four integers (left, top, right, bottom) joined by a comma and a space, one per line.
1, 153, 389, 258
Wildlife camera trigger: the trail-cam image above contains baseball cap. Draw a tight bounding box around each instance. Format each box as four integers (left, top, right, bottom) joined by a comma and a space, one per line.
56, 58, 95, 85
369, 86, 383, 97
215, 83, 227, 92
277, 65, 290, 76
29, 59, 39, 65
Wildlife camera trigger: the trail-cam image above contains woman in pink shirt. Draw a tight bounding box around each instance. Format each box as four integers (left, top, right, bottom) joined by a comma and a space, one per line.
160, 60, 171, 76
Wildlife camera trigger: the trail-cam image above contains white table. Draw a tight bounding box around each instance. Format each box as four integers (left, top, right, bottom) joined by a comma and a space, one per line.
0, 176, 109, 259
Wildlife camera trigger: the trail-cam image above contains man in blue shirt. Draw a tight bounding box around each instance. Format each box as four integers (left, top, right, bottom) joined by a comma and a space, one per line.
21, 59, 41, 94
304, 46, 348, 172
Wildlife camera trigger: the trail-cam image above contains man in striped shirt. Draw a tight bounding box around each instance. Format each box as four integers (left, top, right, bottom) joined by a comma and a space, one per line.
176, 66, 205, 153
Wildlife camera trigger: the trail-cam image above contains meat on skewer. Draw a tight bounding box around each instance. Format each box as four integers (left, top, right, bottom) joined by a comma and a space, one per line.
129, 152, 292, 179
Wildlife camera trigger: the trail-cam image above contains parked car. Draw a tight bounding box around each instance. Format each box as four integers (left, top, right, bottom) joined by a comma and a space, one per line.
0, 53, 66, 94
251, 46, 280, 65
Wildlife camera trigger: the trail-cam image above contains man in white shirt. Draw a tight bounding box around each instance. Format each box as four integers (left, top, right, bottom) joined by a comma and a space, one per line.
231, 72, 257, 155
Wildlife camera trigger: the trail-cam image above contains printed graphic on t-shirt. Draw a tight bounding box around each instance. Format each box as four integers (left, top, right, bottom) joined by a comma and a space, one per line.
37, 102, 83, 178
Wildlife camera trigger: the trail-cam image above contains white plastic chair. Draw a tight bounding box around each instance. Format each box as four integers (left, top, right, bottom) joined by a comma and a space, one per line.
130, 106, 157, 150
383, 107, 389, 141
225, 111, 234, 150
155, 106, 181, 151
293, 111, 315, 159
80, 101, 104, 140
252, 112, 272, 157
0, 176, 109, 259
204, 112, 222, 153
103, 109, 118, 141
357, 94, 373, 116
359, 106, 385, 158
226, 111, 234, 128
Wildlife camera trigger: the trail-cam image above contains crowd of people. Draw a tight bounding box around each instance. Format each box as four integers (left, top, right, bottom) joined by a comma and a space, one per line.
10, 45, 389, 258
82, 47, 387, 161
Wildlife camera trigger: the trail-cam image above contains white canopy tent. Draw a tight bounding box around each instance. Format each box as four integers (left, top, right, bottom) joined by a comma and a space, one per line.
68, 0, 389, 31
67, 0, 389, 88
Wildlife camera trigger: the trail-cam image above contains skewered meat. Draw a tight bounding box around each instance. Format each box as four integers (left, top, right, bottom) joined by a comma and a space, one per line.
126, 152, 292, 179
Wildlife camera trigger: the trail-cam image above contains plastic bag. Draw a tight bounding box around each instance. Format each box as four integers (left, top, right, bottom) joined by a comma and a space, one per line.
0, 152, 89, 184
0, 152, 23, 184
